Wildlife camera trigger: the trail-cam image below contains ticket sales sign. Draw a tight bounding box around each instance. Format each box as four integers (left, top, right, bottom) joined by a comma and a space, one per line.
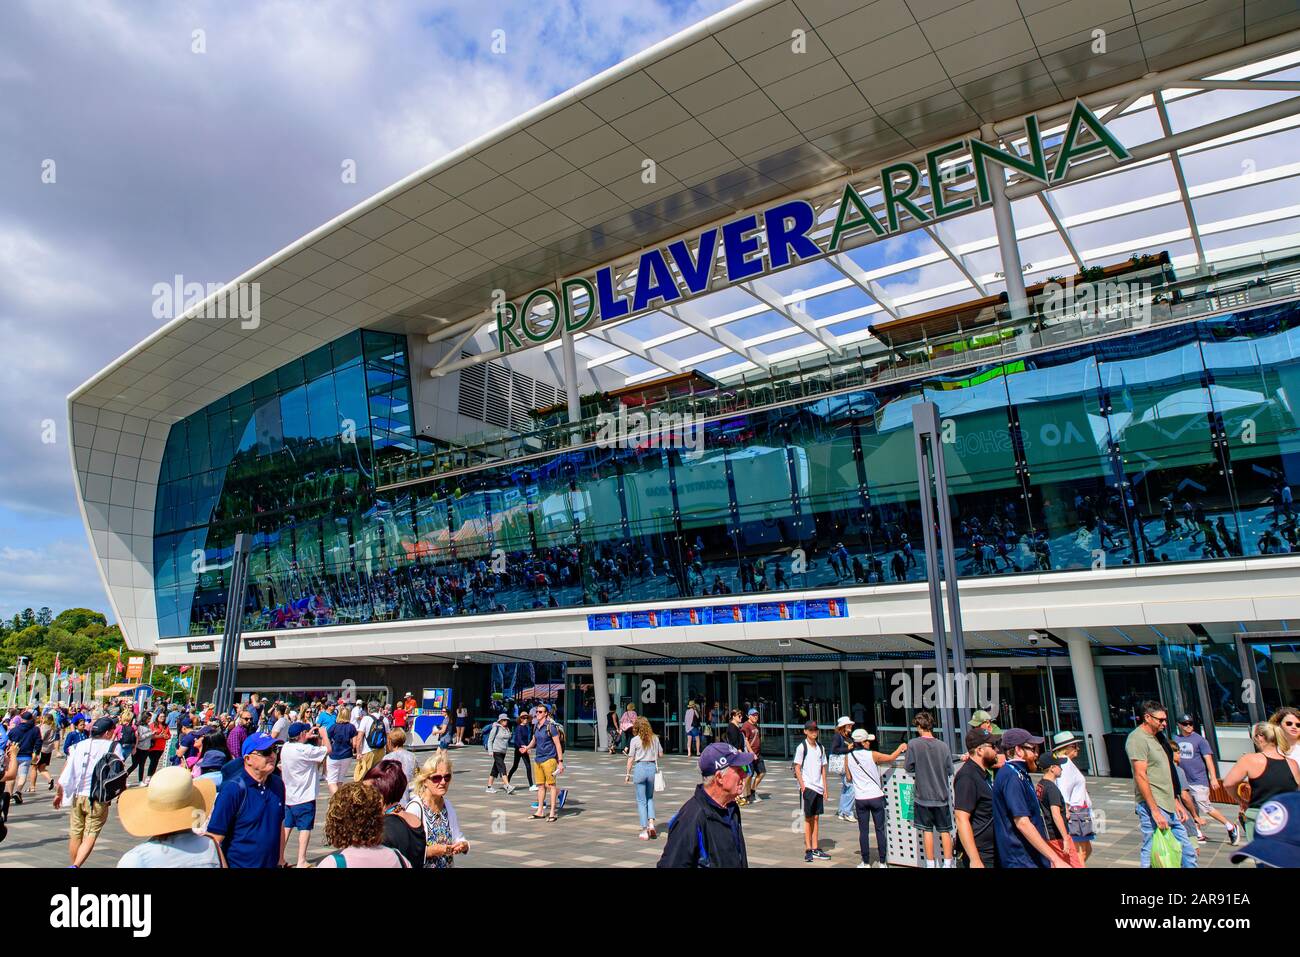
495, 101, 1129, 354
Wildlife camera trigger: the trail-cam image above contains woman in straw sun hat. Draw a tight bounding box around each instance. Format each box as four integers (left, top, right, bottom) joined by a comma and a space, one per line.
116, 765, 222, 867
1049, 731, 1095, 864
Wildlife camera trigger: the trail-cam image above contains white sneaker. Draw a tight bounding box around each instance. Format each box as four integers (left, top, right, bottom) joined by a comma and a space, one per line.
872, 862, 887, 868
505, 784, 516, 794
529, 784, 538, 791
486, 787, 497, 793
856, 862, 870, 868
637, 829, 650, 840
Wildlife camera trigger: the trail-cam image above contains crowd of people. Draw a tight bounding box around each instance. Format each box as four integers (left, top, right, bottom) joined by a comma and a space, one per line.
2, 691, 1299, 870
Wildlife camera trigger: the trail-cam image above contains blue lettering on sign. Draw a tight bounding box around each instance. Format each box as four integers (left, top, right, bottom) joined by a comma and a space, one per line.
596, 264, 630, 322
667, 228, 718, 296
763, 200, 819, 269
632, 247, 684, 312
721, 214, 765, 283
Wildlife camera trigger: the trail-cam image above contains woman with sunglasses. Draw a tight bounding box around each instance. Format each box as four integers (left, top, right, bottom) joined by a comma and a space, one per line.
408, 754, 469, 868
1222, 720, 1300, 838
1269, 706, 1300, 762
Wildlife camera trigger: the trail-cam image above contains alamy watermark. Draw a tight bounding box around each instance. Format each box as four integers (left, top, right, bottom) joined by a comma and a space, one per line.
594, 405, 704, 455
152, 274, 261, 329
1040, 278, 1152, 323
890, 666, 999, 711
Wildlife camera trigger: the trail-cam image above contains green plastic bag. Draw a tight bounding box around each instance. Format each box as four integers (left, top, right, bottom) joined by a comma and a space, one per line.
1150, 828, 1183, 868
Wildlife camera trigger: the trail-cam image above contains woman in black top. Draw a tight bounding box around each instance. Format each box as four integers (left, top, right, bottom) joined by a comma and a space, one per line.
365, 761, 424, 870
1222, 721, 1300, 837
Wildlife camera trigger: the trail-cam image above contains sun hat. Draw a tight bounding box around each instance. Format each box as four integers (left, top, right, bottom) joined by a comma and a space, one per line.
836, 716, 853, 728
116, 766, 216, 838
1051, 731, 1084, 752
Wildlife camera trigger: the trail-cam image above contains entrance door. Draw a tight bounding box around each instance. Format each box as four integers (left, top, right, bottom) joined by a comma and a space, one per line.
681, 672, 729, 752
732, 671, 784, 756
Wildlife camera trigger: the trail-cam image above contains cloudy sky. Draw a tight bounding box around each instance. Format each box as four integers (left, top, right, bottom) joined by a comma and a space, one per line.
0, 0, 732, 620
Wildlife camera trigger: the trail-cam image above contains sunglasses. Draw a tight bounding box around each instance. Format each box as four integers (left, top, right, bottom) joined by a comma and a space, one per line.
250, 748, 276, 758
425, 773, 453, 785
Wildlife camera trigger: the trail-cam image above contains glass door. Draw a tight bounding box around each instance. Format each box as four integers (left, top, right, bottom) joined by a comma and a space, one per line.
733, 671, 784, 756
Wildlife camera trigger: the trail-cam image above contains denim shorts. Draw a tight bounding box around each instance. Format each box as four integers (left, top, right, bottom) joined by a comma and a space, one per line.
283, 801, 317, 831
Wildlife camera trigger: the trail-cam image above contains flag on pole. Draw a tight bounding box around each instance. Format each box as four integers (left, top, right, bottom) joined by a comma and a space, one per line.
53, 653, 60, 677
179, 665, 190, 674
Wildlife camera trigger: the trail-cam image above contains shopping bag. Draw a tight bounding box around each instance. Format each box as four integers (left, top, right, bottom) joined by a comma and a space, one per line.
654, 770, 666, 793
1150, 828, 1183, 868
1047, 838, 1083, 868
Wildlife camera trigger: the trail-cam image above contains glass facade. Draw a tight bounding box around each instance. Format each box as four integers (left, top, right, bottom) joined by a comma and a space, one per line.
155, 300, 1300, 638
152, 330, 417, 637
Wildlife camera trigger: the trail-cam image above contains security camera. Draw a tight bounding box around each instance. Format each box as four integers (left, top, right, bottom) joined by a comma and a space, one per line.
1027, 633, 1041, 646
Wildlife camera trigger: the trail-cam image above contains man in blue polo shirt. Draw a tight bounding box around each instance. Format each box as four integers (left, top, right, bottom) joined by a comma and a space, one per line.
991, 728, 1063, 869
204, 733, 286, 868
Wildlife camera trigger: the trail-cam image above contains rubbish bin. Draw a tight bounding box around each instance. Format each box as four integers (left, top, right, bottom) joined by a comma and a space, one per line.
1104, 732, 1132, 778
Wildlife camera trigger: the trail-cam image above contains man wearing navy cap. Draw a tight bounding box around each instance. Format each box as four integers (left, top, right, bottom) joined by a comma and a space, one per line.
991, 728, 1064, 868
205, 732, 286, 868
658, 742, 754, 868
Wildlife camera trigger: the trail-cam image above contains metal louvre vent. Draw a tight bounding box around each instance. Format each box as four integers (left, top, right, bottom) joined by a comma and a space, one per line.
457, 351, 486, 420
484, 364, 512, 429
456, 351, 557, 433
509, 371, 534, 432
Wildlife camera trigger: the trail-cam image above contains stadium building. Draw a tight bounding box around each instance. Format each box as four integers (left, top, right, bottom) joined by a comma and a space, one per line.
70, 0, 1300, 767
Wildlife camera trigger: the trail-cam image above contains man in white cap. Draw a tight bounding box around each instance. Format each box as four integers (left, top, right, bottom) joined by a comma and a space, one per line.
116, 766, 220, 867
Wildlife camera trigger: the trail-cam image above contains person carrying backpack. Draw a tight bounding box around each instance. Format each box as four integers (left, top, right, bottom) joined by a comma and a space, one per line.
54, 716, 126, 868
353, 701, 389, 782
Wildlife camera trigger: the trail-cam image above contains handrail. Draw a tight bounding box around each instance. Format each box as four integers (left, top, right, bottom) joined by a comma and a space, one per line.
376, 246, 1300, 490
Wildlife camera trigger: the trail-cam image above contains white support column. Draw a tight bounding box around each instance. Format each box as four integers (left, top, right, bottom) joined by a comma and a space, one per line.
980, 123, 1029, 321
1065, 635, 1110, 776
591, 648, 610, 752
561, 329, 581, 424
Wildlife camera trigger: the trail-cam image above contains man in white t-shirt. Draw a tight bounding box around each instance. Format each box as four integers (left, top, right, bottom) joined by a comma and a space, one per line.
279, 722, 328, 868
792, 720, 829, 863
55, 716, 122, 869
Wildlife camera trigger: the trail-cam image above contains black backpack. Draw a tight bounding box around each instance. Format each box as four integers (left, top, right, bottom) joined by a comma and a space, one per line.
88, 747, 129, 805
365, 714, 388, 751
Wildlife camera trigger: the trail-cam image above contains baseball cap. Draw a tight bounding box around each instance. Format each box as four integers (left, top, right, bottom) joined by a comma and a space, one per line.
969, 710, 994, 726
698, 742, 756, 777
1231, 793, 1300, 868
241, 733, 277, 757
835, 716, 853, 728
747, 709, 759, 716
804, 720, 819, 731
1176, 713, 1195, 725
1037, 752, 1065, 770
966, 728, 996, 752
1000, 728, 1045, 751
286, 722, 311, 739
91, 716, 117, 736
851, 729, 875, 744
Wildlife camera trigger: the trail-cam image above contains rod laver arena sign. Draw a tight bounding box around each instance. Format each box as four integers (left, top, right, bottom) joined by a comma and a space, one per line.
495, 101, 1129, 354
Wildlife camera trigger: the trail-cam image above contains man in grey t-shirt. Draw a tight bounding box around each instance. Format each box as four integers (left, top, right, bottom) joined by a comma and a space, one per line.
904, 711, 955, 868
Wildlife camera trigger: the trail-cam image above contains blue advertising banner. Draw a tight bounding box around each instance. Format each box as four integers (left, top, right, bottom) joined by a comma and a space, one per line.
805, 597, 848, 619
587, 599, 845, 630
667, 607, 712, 626
746, 600, 802, 622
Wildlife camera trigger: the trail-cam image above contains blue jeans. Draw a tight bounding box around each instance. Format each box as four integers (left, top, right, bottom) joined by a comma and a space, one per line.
1136, 803, 1198, 867
838, 772, 855, 817
632, 762, 657, 828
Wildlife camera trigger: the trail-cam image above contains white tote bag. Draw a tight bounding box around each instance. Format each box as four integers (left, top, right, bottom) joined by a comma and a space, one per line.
654, 769, 666, 792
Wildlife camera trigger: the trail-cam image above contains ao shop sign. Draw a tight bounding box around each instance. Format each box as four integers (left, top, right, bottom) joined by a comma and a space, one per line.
496, 101, 1129, 354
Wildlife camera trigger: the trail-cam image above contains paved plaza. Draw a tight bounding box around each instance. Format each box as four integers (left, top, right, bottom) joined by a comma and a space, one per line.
0, 748, 1249, 869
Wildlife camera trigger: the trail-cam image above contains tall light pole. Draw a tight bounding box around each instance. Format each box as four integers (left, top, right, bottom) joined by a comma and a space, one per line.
14, 656, 28, 708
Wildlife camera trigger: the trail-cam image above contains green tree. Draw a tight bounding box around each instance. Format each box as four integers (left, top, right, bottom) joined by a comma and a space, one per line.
36, 607, 52, 626
52, 608, 107, 633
